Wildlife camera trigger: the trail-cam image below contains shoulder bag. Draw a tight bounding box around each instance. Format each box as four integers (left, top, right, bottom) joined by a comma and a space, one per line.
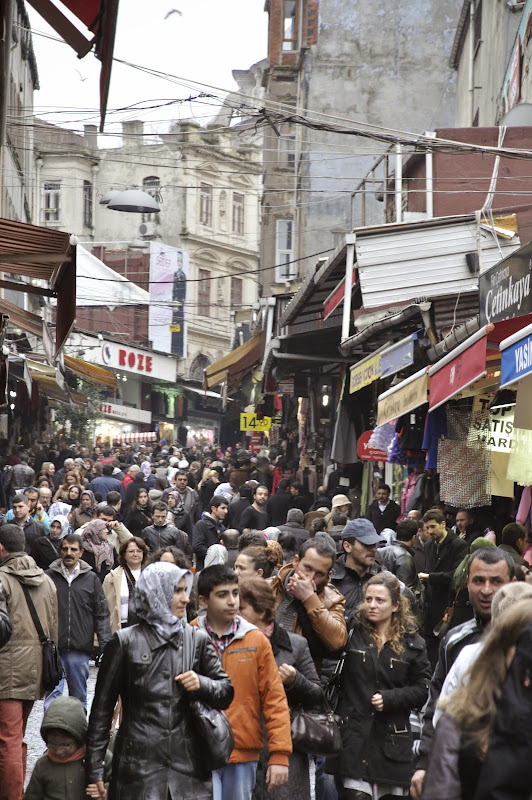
324, 626, 354, 712
433, 587, 461, 640
20, 584, 62, 692
290, 701, 342, 755
182, 624, 234, 773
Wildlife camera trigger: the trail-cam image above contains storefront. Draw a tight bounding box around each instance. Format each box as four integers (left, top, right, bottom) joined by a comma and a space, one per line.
94, 401, 152, 447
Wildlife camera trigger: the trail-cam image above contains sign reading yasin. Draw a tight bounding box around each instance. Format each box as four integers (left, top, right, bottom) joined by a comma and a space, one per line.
350, 353, 381, 394
377, 372, 428, 426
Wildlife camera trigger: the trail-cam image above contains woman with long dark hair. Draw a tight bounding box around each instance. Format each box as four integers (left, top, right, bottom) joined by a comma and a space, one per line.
336, 573, 431, 800
124, 487, 153, 537
86, 561, 234, 799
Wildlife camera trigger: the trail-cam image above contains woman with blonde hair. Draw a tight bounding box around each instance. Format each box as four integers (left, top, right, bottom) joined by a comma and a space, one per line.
335, 572, 431, 800
423, 598, 532, 800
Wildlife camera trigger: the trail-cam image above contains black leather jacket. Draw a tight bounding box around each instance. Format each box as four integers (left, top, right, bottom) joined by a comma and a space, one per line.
86, 622, 234, 799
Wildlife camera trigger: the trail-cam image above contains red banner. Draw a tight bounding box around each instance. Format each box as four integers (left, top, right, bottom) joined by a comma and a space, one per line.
429, 335, 487, 411
357, 430, 388, 461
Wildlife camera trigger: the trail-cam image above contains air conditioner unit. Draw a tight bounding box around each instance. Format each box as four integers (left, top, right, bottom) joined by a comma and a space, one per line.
138, 221, 157, 237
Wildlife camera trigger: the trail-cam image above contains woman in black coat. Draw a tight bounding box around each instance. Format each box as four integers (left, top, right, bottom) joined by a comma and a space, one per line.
336, 572, 431, 799
86, 561, 233, 799
124, 487, 153, 537
238, 577, 324, 800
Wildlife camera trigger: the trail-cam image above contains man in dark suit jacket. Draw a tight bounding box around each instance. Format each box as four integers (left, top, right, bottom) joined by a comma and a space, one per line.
365, 484, 401, 533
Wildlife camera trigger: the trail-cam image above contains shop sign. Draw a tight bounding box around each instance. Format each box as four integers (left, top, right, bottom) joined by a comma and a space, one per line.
249, 432, 262, 452
240, 413, 272, 432
479, 240, 532, 325
471, 397, 514, 452
357, 430, 388, 462
98, 402, 152, 424
380, 337, 414, 378
98, 340, 177, 382
187, 415, 217, 430
277, 379, 294, 395
500, 324, 532, 388
377, 370, 428, 427
349, 353, 381, 394
429, 334, 487, 411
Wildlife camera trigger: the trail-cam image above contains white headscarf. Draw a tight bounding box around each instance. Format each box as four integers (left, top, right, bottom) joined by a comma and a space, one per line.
132, 562, 193, 640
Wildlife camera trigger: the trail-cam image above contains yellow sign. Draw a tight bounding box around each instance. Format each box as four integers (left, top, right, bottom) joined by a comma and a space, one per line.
240, 413, 272, 432
169, 324, 181, 332
350, 353, 382, 394
377, 372, 428, 426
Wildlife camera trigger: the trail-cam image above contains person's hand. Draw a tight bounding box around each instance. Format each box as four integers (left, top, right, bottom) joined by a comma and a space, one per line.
35, 502, 43, 516
86, 782, 106, 798
106, 520, 119, 529
175, 670, 200, 691
418, 572, 429, 582
278, 663, 296, 686
286, 572, 315, 601
266, 764, 289, 789
371, 692, 383, 711
410, 769, 426, 800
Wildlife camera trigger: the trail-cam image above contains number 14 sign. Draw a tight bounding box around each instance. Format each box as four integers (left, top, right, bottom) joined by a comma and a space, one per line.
240, 413, 272, 432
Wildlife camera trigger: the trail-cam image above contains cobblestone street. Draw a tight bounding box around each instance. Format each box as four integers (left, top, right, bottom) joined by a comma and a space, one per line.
25, 664, 98, 786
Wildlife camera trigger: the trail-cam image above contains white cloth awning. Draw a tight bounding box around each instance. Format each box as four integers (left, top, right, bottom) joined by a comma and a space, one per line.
75, 246, 150, 308
113, 432, 158, 443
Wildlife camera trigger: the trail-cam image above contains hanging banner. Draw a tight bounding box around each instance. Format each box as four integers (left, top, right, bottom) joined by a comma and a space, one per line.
429, 333, 487, 411
349, 353, 381, 394
377, 369, 428, 427
149, 242, 189, 358
500, 320, 532, 388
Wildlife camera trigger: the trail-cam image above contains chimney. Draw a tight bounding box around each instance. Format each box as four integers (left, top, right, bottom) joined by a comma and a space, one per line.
84, 124, 98, 149
122, 120, 144, 146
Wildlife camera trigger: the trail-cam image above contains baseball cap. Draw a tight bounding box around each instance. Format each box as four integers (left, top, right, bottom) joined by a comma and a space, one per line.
341, 518, 382, 545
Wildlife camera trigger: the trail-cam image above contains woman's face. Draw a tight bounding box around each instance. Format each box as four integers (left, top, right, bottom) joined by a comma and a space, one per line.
39, 479, 50, 488
48, 464, 56, 475
100, 526, 109, 540
364, 584, 398, 627
167, 494, 177, 507
81, 495, 92, 510
68, 486, 80, 500
239, 600, 265, 629
124, 541, 144, 569
138, 491, 148, 506
234, 554, 262, 579
159, 552, 176, 564
66, 474, 77, 486
50, 521, 62, 539
205, 458, 212, 468
170, 576, 189, 618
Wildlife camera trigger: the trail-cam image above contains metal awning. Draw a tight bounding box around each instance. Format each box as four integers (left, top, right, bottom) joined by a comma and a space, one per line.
204, 333, 266, 391
0, 299, 43, 339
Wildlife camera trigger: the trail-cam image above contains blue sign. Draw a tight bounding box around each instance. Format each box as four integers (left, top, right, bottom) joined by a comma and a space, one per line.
501, 331, 532, 388
381, 337, 415, 379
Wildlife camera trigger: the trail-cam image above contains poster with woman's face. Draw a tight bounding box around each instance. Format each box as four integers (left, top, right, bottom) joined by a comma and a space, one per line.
149, 242, 188, 357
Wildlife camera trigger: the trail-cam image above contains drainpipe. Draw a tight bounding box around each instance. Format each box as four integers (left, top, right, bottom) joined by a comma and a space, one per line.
341, 234, 356, 342
34, 155, 43, 224
395, 143, 402, 223
425, 132, 435, 219
91, 163, 99, 235
469, 0, 476, 125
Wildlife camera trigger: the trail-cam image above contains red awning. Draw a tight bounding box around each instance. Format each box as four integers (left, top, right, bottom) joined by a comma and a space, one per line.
27, 0, 119, 130
429, 327, 490, 411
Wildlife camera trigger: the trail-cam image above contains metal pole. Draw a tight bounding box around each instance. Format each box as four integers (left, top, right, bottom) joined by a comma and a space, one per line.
425, 131, 436, 219
341, 236, 356, 341
395, 143, 402, 223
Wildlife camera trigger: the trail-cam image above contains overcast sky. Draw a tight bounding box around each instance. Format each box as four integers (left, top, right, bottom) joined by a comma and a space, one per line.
28, 0, 268, 138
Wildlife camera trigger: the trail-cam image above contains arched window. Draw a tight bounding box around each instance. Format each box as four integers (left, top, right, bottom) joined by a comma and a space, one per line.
143, 176, 161, 202
189, 354, 211, 381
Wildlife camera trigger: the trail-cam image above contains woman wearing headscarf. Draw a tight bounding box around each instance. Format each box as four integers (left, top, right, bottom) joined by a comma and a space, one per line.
30, 514, 70, 570
70, 489, 97, 531
448, 537, 496, 628
86, 561, 234, 799
81, 519, 117, 583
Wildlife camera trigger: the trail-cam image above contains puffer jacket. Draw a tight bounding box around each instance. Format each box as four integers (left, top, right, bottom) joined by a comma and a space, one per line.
337, 625, 431, 787
86, 622, 233, 799
0, 552, 58, 699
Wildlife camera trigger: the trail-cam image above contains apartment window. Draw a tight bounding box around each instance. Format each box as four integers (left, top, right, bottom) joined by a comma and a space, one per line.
232, 192, 245, 235
42, 181, 61, 223
231, 277, 243, 307
198, 268, 211, 316
282, 0, 298, 51
143, 175, 161, 202
278, 133, 296, 170
199, 183, 213, 227
83, 180, 92, 228
275, 219, 295, 282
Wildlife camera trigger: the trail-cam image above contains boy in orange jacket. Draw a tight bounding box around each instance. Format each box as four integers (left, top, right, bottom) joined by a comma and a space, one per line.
194, 565, 292, 800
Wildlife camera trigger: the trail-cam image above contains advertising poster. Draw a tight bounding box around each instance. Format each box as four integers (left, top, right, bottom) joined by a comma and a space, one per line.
149, 242, 188, 357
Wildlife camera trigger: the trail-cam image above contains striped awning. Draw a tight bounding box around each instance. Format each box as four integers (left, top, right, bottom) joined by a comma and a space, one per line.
63, 355, 118, 390
113, 432, 158, 443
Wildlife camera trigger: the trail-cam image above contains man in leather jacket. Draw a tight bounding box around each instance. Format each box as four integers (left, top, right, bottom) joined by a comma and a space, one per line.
410, 547, 515, 800
378, 520, 423, 608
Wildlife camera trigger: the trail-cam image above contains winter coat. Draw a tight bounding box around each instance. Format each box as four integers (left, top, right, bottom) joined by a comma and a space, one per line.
422, 711, 482, 800
102, 566, 142, 634
70, 506, 94, 531
0, 552, 58, 699
266, 492, 291, 527
227, 497, 251, 531
192, 515, 225, 569
21, 518, 46, 555
330, 555, 382, 620
253, 625, 324, 800
31, 535, 63, 570
81, 548, 118, 584
23, 696, 112, 800
86, 622, 234, 799
276, 522, 309, 551
378, 542, 423, 606
337, 626, 431, 786
366, 499, 401, 533
424, 533, 469, 631
193, 615, 292, 766
124, 507, 152, 538
46, 559, 112, 654
141, 523, 192, 559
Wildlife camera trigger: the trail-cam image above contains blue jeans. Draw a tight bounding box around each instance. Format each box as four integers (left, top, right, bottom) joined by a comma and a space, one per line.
44, 650, 90, 712
212, 762, 258, 800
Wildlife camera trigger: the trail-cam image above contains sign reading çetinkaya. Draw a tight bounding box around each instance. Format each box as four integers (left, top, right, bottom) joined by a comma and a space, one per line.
480, 240, 532, 325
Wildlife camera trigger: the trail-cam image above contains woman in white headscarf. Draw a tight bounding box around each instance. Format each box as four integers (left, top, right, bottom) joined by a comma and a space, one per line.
86, 562, 234, 800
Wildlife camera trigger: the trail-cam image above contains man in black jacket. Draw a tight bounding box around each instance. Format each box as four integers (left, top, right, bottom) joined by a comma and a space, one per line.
418, 508, 468, 667
410, 547, 514, 800
192, 496, 228, 570
277, 508, 309, 551
365, 484, 400, 534
45, 533, 111, 710
265, 479, 291, 527
378, 519, 423, 607
141, 502, 192, 558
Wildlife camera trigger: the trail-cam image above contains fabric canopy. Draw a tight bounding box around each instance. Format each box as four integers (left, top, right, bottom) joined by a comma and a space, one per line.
75, 246, 149, 307
63, 355, 118, 390
114, 432, 158, 443
377, 367, 429, 427
204, 333, 266, 391
428, 327, 491, 411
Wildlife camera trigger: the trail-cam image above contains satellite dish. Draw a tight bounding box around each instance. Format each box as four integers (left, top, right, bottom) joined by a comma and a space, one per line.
501, 103, 532, 126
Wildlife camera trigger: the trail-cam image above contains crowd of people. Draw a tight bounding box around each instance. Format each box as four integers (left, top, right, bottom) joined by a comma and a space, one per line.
0, 438, 529, 800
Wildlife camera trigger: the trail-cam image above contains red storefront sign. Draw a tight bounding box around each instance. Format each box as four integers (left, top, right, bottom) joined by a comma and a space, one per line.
357, 430, 388, 462
429, 334, 487, 411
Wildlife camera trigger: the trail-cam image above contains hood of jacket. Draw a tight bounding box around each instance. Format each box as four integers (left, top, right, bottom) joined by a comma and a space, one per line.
41, 696, 87, 744
48, 557, 94, 578
195, 613, 257, 642
0, 552, 47, 586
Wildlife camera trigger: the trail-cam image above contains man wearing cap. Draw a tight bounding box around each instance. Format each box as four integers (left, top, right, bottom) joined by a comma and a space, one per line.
330, 518, 386, 620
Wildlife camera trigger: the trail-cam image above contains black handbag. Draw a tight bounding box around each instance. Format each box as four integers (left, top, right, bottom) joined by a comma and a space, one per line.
290, 704, 342, 755
20, 584, 62, 693
182, 624, 234, 772
324, 627, 354, 712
